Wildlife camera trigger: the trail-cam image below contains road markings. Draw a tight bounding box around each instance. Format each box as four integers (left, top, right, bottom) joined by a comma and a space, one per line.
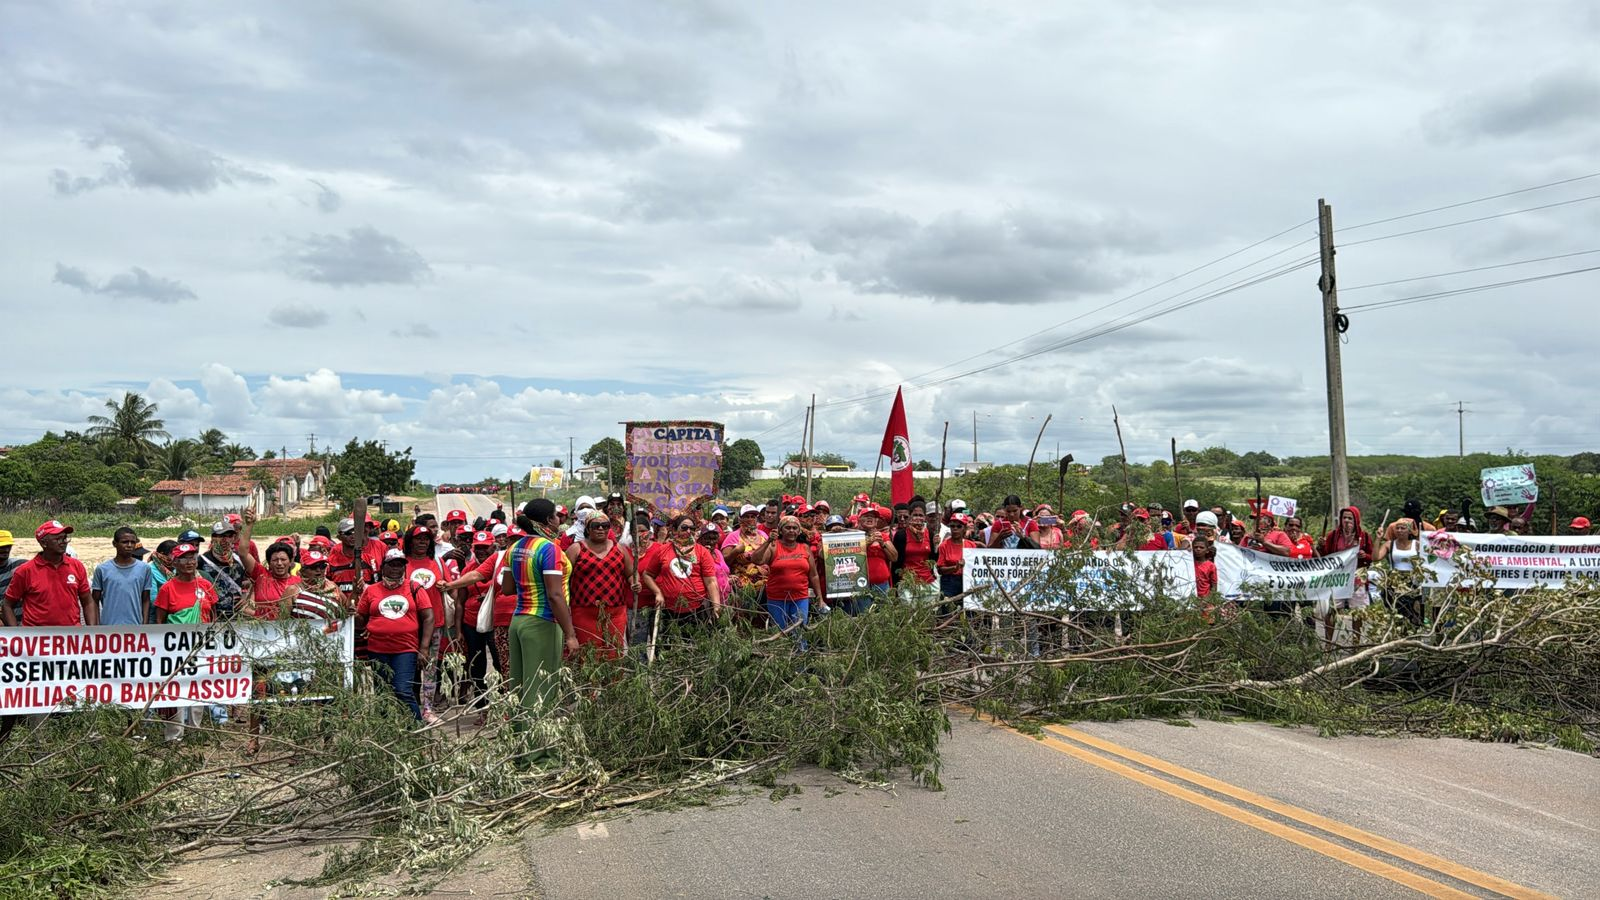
1047, 725, 1559, 900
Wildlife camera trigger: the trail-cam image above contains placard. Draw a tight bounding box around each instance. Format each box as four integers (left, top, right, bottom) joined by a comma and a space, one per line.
1480, 464, 1537, 507
820, 531, 869, 599
1266, 495, 1298, 519
625, 421, 724, 518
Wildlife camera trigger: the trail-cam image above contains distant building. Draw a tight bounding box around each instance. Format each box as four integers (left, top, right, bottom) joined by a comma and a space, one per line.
571, 464, 608, 484
148, 476, 269, 517
952, 462, 994, 477
230, 458, 331, 514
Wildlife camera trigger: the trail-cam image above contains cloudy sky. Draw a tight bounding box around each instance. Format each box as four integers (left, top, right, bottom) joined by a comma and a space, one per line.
3, 1, 1599, 482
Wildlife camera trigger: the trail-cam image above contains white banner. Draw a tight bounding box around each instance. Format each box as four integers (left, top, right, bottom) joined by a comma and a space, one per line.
0, 620, 354, 716
1421, 531, 1600, 589
1214, 543, 1358, 602
962, 548, 1195, 609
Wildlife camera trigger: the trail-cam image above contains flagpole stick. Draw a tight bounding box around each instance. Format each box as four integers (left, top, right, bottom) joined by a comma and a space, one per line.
868, 456, 882, 503
1024, 414, 1052, 499
1170, 438, 1183, 511
647, 603, 661, 664
1112, 406, 1132, 505
934, 421, 949, 507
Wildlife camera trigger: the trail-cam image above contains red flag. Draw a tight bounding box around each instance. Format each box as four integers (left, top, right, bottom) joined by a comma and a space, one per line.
878, 387, 913, 505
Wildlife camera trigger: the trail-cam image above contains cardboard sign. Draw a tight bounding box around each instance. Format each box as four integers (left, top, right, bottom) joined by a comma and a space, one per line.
820, 531, 870, 599
625, 421, 724, 518
1480, 464, 1537, 507
528, 466, 565, 489
1266, 495, 1297, 519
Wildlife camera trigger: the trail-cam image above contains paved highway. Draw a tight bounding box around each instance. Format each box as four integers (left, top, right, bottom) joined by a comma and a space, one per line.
526, 716, 1596, 899
433, 493, 507, 526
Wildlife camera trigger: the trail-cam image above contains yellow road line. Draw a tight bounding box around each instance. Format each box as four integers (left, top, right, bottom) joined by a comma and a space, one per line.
975, 714, 1476, 898
1047, 725, 1558, 900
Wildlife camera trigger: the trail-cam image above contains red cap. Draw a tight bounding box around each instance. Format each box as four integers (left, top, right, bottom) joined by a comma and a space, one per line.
1572, 516, 1592, 529
508, 526, 527, 537
226, 513, 242, 526
814, 500, 831, 511
949, 513, 971, 525
300, 549, 328, 566
854, 493, 871, 503
308, 535, 333, 549
379, 530, 399, 542
555, 505, 567, 515
173, 542, 199, 558
35, 520, 73, 539
444, 509, 468, 522
472, 530, 495, 546
1132, 507, 1150, 520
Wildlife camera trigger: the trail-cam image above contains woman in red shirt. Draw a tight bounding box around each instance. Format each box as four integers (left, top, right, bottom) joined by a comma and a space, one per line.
893, 506, 936, 588
565, 513, 636, 660
356, 551, 432, 720
242, 542, 301, 620
154, 543, 218, 624
1283, 517, 1316, 559
935, 514, 978, 616
639, 515, 722, 631
856, 507, 898, 607
754, 516, 821, 639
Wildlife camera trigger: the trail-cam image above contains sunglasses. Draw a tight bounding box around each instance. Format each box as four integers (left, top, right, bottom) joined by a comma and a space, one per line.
676, 524, 695, 532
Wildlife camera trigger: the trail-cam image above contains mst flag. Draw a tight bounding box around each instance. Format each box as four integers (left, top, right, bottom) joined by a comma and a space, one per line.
879, 387, 913, 505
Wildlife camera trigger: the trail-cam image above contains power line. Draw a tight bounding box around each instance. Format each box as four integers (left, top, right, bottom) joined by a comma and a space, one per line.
1342, 264, 1600, 314
1340, 248, 1600, 292
1340, 193, 1600, 248
1339, 170, 1600, 231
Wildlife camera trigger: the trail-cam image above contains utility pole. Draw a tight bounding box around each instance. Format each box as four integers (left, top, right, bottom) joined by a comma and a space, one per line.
307, 432, 316, 456
798, 404, 811, 492
568, 437, 574, 473
972, 411, 978, 464
1457, 401, 1466, 457
804, 393, 817, 503
1318, 198, 1350, 514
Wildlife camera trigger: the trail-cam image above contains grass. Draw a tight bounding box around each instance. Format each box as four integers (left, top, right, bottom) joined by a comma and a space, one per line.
0, 507, 345, 541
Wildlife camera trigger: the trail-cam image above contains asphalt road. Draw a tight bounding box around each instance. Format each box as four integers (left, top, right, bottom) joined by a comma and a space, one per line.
434, 492, 506, 525
525, 716, 1597, 899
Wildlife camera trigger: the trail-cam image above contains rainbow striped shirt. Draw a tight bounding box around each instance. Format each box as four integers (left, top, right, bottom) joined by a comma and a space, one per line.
506, 536, 570, 620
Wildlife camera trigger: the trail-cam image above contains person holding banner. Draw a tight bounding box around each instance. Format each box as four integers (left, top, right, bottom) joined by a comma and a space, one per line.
858, 506, 898, 601
1375, 518, 1424, 626
151, 542, 216, 739
935, 513, 978, 613
753, 516, 822, 639
1319, 507, 1373, 646
1282, 517, 1316, 559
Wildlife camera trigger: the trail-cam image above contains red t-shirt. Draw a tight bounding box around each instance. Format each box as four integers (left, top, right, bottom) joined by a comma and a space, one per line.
1286, 536, 1316, 559
900, 529, 935, 584
640, 542, 713, 612
1252, 530, 1294, 553
765, 542, 813, 601
357, 581, 423, 654
3, 555, 90, 626
865, 535, 893, 585
328, 538, 386, 600
250, 569, 302, 620
1194, 560, 1218, 598
155, 576, 219, 623
936, 538, 977, 574
457, 551, 494, 625
404, 557, 445, 620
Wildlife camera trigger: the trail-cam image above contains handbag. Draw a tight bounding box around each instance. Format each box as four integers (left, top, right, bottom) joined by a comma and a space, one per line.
475, 550, 505, 633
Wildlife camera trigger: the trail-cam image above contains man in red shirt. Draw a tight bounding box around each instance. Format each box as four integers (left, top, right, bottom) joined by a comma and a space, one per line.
2, 520, 95, 627
1247, 514, 1295, 556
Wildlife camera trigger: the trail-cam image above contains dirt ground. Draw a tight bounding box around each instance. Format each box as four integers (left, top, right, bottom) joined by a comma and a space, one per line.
9, 533, 316, 570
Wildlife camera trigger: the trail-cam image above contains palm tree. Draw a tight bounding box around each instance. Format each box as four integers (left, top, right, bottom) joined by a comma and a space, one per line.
86, 392, 170, 467
198, 428, 228, 459
155, 440, 203, 481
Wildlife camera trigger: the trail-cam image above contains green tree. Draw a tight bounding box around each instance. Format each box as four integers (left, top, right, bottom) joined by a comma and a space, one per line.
34, 461, 93, 513
74, 482, 122, 513
85, 392, 169, 467
155, 441, 203, 481
721, 439, 765, 490
0, 458, 38, 504
334, 439, 416, 496
914, 459, 936, 471
581, 437, 626, 488
324, 473, 370, 510
783, 451, 857, 469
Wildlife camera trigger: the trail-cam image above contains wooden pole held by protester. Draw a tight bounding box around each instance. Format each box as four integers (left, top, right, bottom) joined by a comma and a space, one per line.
1112, 406, 1132, 504
1025, 414, 1052, 498
935, 420, 949, 505
1057, 454, 1074, 515
1170, 438, 1183, 511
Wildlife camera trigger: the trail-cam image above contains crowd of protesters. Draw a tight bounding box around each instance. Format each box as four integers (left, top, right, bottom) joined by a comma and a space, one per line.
0, 486, 1593, 736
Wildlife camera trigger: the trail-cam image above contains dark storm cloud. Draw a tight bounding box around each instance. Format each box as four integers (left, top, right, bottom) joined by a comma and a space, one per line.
53, 262, 196, 303
281, 226, 431, 286
51, 120, 271, 195
1427, 71, 1600, 142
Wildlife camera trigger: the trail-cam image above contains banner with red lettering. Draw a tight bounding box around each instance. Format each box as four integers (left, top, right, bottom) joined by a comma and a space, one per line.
0, 620, 354, 716
1421, 531, 1600, 589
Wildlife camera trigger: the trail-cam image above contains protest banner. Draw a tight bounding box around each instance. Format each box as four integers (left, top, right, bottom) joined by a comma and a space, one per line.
527, 465, 564, 491
1214, 543, 1357, 602
1421, 531, 1600, 589
0, 619, 354, 716
1266, 495, 1298, 518
625, 421, 724, 518
1480, 464, 1537, 507
820, 530, 869, 599
962, 548, 1195, 610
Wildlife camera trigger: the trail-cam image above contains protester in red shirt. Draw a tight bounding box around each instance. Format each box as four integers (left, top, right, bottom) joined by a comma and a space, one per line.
1192, 537, 1218, 599
1, 520, 95, 627
356, 551, 431, 720
639, 515, 721, 629
1282, 517, 1316, 559
1175, 500, 1200, 536
1246, 514, 1295, 556
893, 506, 937, 586
154, 543, 218, 624
401, 525, 446, 724
328, 517, 386, 608
1318, 507, 1373, 567
565, 513, 636, 660
935, 514, 978, 611
858, 507, 898, 600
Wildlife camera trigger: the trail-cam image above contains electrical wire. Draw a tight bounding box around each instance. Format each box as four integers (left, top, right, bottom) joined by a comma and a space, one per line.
1342, 264, 1600, 314
1340, 248, 1600, 292
1339, 171, 1600, 231
1340, 193, 1600, 248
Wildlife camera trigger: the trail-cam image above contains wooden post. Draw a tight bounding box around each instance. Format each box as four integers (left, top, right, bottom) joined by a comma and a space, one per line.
1319, 199, 1351, 513
934, 421, 949, 505
804, 394, 817, 504
1112, 406, 1132, 504
1024, 414, 1052, 499
1170, 438, 1183, 511
867, 456, 882, 504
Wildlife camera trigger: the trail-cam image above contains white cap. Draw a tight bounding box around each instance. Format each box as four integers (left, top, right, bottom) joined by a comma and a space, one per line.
575, 495, 595, 510
948, 498, 967, 511
1195, 511, 1218, 528
1183, 498, 1200, 510
739, 503, 760, 516
492, 523, 509, 536
382, 548, 406, 564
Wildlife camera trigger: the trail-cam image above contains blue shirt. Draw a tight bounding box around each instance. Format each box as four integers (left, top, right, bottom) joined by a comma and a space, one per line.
93, 559, 153, 625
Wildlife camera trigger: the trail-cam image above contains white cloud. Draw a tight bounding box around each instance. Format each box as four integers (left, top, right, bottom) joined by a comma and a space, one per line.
282, 226, 431, 286
52, 120, 271, 195
199, 364, 256, 426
